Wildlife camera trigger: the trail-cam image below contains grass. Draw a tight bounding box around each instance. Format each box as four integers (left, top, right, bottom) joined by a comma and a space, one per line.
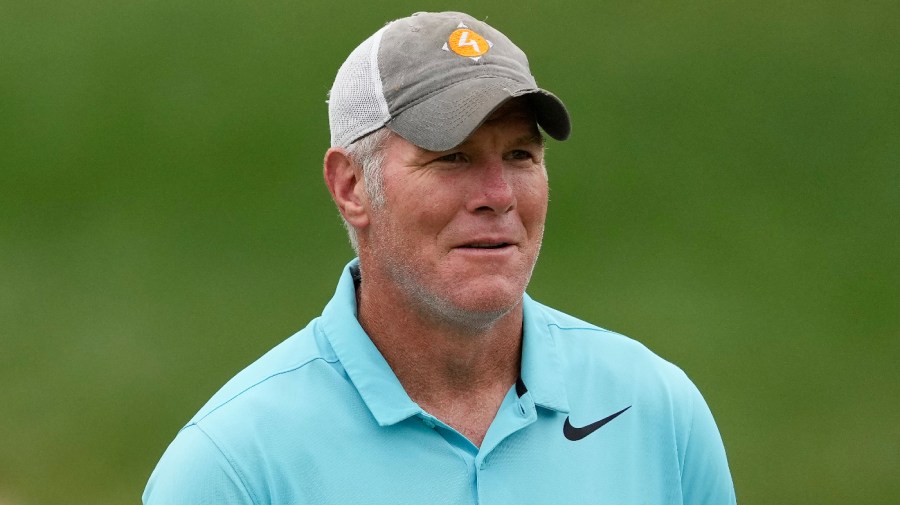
1, 1, 897, 503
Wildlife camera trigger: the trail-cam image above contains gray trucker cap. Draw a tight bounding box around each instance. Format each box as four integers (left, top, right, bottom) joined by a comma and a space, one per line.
328, 11, 571, 151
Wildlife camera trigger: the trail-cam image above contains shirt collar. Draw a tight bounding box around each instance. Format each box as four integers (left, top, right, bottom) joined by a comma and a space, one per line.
520, 293, 570, 413
319, 259, 421, 426
319, 259, 570, 425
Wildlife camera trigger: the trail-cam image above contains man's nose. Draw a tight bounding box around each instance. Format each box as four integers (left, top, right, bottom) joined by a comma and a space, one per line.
468, 160, 515, 214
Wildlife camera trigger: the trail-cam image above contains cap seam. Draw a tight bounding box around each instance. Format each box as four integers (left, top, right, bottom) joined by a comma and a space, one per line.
390, 74, 533, 118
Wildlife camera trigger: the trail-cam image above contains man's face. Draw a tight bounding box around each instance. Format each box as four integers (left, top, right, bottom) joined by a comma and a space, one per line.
359, 100, 549, 327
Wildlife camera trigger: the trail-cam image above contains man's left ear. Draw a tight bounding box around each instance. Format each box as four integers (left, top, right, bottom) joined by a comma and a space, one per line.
323, 148, 370, 230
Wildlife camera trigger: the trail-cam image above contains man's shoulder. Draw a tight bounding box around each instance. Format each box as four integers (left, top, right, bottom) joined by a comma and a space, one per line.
187, 317, 338, 427
528, 298, 656, 355
527, 297, 693, 388
530, 300, 625, 339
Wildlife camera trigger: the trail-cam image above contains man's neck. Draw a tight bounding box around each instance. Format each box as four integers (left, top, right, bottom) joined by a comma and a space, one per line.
355, 272, 523, 447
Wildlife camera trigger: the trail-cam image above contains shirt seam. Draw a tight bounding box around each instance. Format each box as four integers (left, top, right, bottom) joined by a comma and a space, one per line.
679, 384, 697, 484
192, 355, 338, 425
546, 323, 614, 334
192, 423, 260, 505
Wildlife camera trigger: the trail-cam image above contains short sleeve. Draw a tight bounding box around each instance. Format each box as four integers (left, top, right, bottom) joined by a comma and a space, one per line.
143, 424, 257, 505
681, 385, 737, 504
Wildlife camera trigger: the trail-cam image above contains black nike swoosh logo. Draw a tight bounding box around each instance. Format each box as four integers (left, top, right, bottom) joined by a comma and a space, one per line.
563, 406, 632, 441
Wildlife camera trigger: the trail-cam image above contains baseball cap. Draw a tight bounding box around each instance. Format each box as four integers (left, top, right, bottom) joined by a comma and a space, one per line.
328, 11, 571, 151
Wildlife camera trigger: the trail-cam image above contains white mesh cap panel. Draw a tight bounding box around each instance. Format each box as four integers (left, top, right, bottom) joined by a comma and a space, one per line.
328, 24, 392, 148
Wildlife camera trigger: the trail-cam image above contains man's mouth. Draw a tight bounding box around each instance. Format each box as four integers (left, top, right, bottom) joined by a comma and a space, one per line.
461, 242, 511, 249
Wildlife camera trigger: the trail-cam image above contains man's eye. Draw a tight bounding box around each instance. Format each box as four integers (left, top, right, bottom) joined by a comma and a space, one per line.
507, 150, 534, 161
435, 152, 467, 163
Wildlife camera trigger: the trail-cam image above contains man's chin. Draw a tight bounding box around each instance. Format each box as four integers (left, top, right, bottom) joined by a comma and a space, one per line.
420, 285, 525, 332
379, 256, 530, 331
427, 301, 517, 333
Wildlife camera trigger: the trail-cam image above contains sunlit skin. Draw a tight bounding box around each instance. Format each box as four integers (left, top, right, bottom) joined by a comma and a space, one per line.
323, 98, 549, 446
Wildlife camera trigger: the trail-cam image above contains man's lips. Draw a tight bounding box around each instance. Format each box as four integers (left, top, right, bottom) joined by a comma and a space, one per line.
453, 237, 518, 250
461, 242, 510, 249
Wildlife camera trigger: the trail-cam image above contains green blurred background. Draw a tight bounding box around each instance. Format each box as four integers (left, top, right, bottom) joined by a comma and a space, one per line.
1, 0, 897, 503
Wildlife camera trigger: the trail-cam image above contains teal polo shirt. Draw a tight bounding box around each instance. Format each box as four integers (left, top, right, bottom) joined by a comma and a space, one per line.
144, 260, 735, 504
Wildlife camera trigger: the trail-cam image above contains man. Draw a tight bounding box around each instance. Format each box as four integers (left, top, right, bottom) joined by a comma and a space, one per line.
144, 11, 736, 504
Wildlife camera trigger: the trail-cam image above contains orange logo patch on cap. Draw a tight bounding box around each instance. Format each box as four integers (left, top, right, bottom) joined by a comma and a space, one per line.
442, 23, 493, 61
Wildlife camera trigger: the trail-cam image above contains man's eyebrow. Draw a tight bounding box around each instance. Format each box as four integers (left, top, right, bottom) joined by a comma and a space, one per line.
511, 132, 545, 147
